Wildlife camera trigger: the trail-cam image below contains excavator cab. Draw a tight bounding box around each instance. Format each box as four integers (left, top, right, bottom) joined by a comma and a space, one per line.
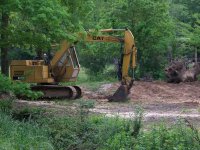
10, 42, 82, 99
50, 45, 80, 82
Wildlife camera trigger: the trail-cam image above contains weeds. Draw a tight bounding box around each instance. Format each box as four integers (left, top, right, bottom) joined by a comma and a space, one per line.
41, 102, 200, 150
0, 112, 53, 150
12, 107, 46, 122
0, 99, 199, 150
131, 106, 144, 137
0, 98, 13, 113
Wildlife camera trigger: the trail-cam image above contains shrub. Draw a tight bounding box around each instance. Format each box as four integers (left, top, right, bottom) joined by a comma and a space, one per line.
0, 73, 12, 93
12, 82, 43, 100
0, 73, 43, 100
135, 121, 200, 150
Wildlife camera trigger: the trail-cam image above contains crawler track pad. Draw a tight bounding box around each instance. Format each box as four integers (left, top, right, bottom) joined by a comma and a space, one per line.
108, 85, 129, 102
31, 85, 82, 99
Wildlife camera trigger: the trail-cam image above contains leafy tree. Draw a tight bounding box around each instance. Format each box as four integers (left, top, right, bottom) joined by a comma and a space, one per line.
79, 0, 174, 78
170, 0, 200, 58
0, 0, 94, 75
0, 0, 20, 75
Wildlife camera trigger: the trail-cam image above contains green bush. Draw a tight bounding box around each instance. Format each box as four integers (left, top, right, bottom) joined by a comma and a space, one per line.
135, 122, 200, 150
12, 81, 43, 100
0, 73, 12, 93
0, 73, 43, 100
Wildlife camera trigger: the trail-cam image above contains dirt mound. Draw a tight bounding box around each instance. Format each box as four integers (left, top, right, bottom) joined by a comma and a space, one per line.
130, 81, 200, 103
83, 81, 200, 104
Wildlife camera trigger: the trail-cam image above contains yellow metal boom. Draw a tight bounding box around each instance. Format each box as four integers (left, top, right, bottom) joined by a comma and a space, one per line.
84, 29, 137, 86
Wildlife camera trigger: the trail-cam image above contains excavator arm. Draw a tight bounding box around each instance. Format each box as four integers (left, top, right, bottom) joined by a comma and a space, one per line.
82, 28, 137, 101
49, 28, 137, 101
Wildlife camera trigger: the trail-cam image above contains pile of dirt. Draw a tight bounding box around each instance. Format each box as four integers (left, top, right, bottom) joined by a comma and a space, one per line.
83, 81, 200, 104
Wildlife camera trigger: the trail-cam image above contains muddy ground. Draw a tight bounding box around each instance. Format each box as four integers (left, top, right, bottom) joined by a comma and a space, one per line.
15, 81, 200, 127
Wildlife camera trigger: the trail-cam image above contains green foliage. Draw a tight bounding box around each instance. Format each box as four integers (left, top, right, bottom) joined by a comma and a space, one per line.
0, 73, 43, 100
12, 107, 45, 122
0, 73, 13, 93
132, 106, 144, 138
78, 42, 121, 75
170, 0, 200, 58
12, 81, 43, 100
136, 122, 200, 150
0, 100, 199, 150
43, 108, 200, 150
0, 98, 13, 113
0, 112, 53, 150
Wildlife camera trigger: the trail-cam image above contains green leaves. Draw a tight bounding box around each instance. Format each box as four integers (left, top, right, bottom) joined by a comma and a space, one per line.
0, 73, 43, 100
1, 0, 200, 78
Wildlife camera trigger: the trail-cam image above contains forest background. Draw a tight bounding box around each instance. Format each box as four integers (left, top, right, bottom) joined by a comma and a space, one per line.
0, 0, 200, 79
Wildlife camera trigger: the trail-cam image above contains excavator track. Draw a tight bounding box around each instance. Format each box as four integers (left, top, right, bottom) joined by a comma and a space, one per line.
31, 85, 82, 99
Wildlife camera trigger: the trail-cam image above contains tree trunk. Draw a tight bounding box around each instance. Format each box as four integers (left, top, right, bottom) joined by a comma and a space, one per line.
1, 11, 9, 76
195, 47, 198, 64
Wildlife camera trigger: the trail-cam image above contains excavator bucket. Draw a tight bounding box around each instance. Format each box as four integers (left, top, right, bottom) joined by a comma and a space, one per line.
108, 85, 129, 102
108, 80, 134, 102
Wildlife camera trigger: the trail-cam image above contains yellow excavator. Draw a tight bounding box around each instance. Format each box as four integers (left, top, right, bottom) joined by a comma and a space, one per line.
10, 28, 137, 101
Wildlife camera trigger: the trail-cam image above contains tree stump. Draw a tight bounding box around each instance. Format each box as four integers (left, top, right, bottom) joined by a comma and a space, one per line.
165, 59, 200, 83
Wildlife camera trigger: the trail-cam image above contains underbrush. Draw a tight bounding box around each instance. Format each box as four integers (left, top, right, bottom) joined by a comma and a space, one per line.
0, 110, 53, 149
42, 103, 200, 150
0, 99, 199, 150
0, 73, 43, 100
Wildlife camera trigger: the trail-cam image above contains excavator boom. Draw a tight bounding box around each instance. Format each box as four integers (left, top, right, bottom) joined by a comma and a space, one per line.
82, 28, 137, 101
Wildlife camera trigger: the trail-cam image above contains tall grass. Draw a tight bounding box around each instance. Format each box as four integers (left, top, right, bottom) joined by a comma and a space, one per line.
40, 102, 200, 150
0, 99, 199, 150
0, 112, 53, 150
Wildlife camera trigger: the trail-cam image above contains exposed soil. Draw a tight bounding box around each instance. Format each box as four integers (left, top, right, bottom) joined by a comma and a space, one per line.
13, 81, 200, 126
83, 81, 200, 126
83, 81, 200, 104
